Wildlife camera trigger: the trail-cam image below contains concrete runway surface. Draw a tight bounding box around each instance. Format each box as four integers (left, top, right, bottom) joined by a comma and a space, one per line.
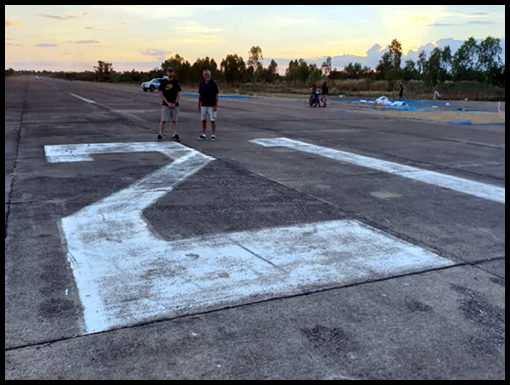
5, 77, 505, 380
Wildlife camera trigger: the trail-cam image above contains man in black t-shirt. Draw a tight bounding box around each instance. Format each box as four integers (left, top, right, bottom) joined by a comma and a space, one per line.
158, 67, 182, 141
197, 70, 219, 141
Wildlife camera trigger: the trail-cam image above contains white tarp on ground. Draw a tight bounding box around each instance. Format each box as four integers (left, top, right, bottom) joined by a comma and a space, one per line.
375, 96, 407, 107
358, 96, 407, 107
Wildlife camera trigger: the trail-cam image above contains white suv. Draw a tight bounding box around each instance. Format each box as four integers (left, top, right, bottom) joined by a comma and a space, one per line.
141, 78, 164, 92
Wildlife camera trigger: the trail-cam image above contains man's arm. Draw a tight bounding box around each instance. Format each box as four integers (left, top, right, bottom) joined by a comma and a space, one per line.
159, 91, 170, 106
213, 93, 219, 111
198, 94, 202, 111
159, 90, 178, 109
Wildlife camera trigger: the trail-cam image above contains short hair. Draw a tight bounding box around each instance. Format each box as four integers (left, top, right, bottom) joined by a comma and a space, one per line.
203, 70, 211, 76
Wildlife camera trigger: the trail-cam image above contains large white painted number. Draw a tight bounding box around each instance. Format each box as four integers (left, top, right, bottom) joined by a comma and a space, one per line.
45, 141, 453, 335
45, 142, 214, 332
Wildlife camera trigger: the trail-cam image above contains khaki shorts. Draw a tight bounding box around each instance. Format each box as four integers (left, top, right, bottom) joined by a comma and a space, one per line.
161, 106, 179, 122
200, 106, 217, 122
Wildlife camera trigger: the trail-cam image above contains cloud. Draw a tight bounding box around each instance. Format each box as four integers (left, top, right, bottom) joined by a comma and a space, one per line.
178, 24, 225, 35
272, 16, 318, 27
68, 40, 101, 45
366, 44, 385, 58
38, 12, 91, 21
163, 23, 226, 45
430, 20, 494, 27
5, 20, 22, 27
467, 20, 494, 25
109, 5, 240, 20
35, 43, 58, 48
85, 26, 114, 33
141, 49, 173, 57
430, 22, 459, 27
109, 60, 167, 72
39, 13, 77, 21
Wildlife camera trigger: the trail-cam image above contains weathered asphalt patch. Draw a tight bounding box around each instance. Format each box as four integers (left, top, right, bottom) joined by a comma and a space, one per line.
370, 191, 404, 200
45, 142, 453, 334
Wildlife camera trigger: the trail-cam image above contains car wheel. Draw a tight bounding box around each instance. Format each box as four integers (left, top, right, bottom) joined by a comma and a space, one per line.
143, 88, 149, 92
149, 85, 155, 92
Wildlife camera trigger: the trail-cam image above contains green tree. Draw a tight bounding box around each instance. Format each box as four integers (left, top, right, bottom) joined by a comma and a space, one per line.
261, 59, 279, 83
285, 59, 298, 82
297, 59, 310, 82
94, 60, 113, 82
478, 36, 502, 81
308, 63, 322, 83
490, 64, 505, 88
248, 46, 263, 81
221, 54, 246, 85
192, 56, 219, 83
344, 62, 364, 79
377, 39, 403, 81
389, 39, 403, 71
441, 46, 452, 77
402, 60, 419, 81
423, 47, 443, 87
161, 54, 192, 83
321, 56, 332, 76
285, 59, 312, 83
417, 51, 428, 77
452, 37, 479, 81
376, 51, 392, 80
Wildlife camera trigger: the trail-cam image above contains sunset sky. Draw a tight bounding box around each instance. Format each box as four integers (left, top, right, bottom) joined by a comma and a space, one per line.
5, 5, 506, 72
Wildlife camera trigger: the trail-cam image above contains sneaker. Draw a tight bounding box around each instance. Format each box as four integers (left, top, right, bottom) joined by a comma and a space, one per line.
198, 134, 206, 140
157, 134, 163, 141
210, 135, 217, 141
172, 134, 181, 142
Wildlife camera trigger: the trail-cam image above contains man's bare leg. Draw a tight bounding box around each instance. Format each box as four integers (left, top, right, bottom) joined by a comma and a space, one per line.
158, 121, 166, 139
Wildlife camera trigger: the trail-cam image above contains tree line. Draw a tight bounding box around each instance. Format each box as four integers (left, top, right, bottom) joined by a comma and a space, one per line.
373, 36, 505, 88
6, 36, 504, 90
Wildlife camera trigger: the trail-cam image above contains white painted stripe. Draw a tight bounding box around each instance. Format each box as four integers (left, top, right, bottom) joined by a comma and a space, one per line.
251, 138, 505, 204
46, 142, 453, 334
69, 93, 96, 104
45, 142, 192, 163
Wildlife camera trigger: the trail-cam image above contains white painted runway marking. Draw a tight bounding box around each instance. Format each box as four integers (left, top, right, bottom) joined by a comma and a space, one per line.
45, 142, 453, 334
69, 93, 96, 104
251, 138, 505, 204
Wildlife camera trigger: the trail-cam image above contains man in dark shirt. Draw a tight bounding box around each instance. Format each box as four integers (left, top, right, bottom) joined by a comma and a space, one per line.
197, 70, 219, 141
321, 82, 329, 108
158, 67, 182, 142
